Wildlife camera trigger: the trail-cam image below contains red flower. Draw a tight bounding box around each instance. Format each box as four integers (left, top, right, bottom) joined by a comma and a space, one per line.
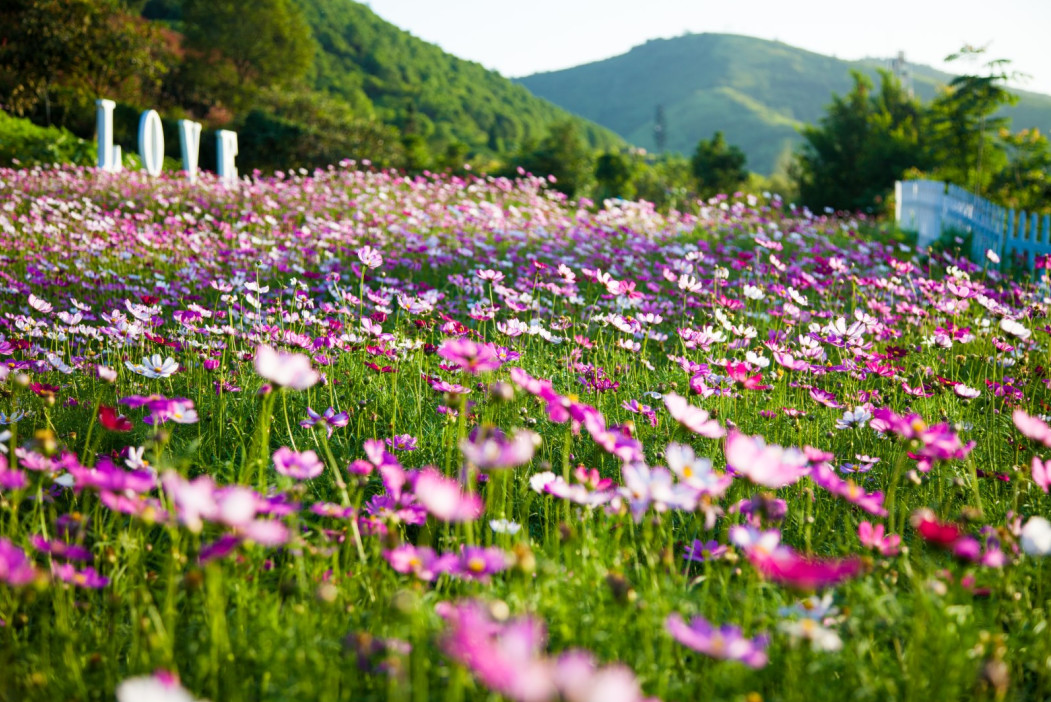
98, 406, 133, 432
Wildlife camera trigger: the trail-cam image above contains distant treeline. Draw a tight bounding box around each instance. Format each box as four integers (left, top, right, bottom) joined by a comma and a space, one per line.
1, 3, 1046, 214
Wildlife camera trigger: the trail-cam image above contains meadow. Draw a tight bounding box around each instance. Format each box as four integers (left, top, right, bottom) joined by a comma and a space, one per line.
0, 162, 1049, 702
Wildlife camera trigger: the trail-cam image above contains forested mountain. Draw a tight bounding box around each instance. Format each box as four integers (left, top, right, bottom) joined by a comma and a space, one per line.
297, 0, 622, 155
518, 33, 1051, 174
1, 0, 623, 173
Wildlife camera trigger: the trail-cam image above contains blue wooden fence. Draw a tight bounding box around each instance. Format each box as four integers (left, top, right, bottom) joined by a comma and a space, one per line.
896, 179, 1051, 269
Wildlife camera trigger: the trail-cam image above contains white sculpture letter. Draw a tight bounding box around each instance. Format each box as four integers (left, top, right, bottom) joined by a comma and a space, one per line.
178, 119, 202, 182
95, 99, 122, 173
217, 130, 239, 186
138, 109, 165, 177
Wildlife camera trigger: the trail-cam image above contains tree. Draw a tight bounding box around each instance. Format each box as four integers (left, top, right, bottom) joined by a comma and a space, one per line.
990, 128, 1051, 211
513, 121, 594, 198
925, 45, 1018, 197
691, 131, 748, 198
594, 151, 636, 201
793, 70, 927, 212
180, 0, 315, 112
0, 0, 163, 125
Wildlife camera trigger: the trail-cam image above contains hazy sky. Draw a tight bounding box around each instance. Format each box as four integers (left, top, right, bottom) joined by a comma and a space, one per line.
364, 0, 1051, 95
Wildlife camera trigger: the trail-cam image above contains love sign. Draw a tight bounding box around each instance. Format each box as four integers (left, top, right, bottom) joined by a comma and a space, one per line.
96, 99, 239, 185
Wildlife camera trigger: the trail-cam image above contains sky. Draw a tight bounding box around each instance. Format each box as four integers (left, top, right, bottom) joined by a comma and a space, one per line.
363, 0, 1051, 96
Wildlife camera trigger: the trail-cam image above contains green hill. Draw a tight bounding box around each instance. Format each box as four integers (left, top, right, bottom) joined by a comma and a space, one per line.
517, 33, 1051, 174
296, 0, 624, 157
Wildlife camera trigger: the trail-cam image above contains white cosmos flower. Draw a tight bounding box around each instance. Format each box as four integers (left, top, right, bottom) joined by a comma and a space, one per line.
1021, 516, 1051, 557
126, 354, 179, 379
116, 674, 201, 702
489, 518, 522, 535
999, 318, 1031, 340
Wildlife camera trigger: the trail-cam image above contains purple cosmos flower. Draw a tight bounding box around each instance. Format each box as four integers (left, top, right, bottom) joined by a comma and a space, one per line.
0, 539, 37, 586
300, 407, 349, 438
383, 544, 455, 582
29, 535, 91, 561
52, 563, 109, 589
273, 447, 324, 480
666, 613, 769, 668
460, 427, 540, 470
683, 539, 727, 563
386, 434, 418, 451
448, 546, 509, 582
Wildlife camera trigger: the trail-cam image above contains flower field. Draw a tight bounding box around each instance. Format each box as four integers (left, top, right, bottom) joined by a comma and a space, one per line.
0, 163, 1050, 702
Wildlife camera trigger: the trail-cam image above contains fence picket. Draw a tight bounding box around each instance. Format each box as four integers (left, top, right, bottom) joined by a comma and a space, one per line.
897, 179, 1049, 273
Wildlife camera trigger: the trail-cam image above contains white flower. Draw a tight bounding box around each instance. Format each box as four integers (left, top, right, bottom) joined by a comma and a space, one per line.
986, 249, 1001, 264
126, 354, 178, 379
529, 471, 557, 494
835, 407, 872, 430
1021, 516, 1051, 557
779, 618, 844, 652
489, 518, 522, 535
999, 318, 1031, 340
116, 674, 201, 702
953, 384, 980, 400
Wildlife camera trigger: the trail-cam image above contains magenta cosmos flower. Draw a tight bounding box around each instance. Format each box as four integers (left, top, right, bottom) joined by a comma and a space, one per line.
273, 447, 324, 480
666, 613, 769, 668
437, 339, 503, 374
384, 544, 456, 582
0, 538, 38, 586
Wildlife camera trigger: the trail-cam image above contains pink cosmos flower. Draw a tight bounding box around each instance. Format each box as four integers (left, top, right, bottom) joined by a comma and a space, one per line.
810, 464, 887, 516
52, 563, 109, 589
414, 469, 484, 522
1032, 455, 1051, 493
273, 447, 324, 480
1014, 409, 1051, 447
665, 613, 769, 668
460, 427, 540, 470
620, 462, 698, 522
254, 345, 319, 390
437, 600, 556, 702
683, 539, 728, 563
447, 546, 509, 582
384, 544, 455, 582
663, 392, 725, 439
858, 521, 901, 556
357, 245, 383, 269
724, 431, 808, 488
664, 443, 731, 497
808, 387, 841, 408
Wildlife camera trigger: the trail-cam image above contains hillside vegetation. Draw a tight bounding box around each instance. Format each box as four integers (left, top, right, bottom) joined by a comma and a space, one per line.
518, 33, 1051, 174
